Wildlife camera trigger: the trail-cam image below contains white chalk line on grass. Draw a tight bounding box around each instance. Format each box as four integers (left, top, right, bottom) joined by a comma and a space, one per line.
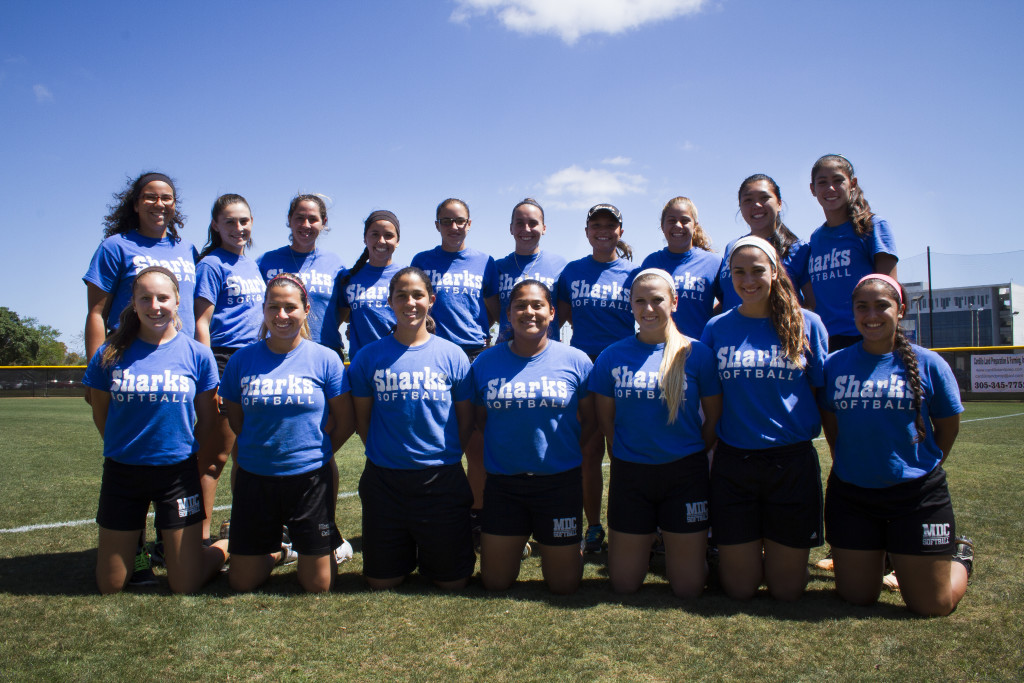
4, 412, 1023, 535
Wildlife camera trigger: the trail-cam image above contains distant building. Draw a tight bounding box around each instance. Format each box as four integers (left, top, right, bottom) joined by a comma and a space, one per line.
903, 282, 1023, 347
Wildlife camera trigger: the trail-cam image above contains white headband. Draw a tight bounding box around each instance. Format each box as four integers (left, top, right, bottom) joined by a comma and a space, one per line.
729, 235, 778, 269
633, 267, 676, 292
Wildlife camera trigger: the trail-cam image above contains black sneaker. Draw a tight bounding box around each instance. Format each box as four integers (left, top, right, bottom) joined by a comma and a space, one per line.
953, 536, 974, 578
582, 524, 605, 553
147, 540, 166, 568
470, 508, 482, 555
128, 547, 157, 587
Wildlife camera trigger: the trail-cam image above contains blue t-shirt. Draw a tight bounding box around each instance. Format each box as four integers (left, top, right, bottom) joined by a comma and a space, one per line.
556, 256, 634, 356
83, 231, 198, 335
220, 339, 345, 477
410, 246, 498, 349
636, 248, 721, 338
346, 335, 472, 469
589, 336, 721, 464
339, 262, 403, 361
715, 238, 812, 311
471, 341, 593, 475
83, 333, 218, 466
808, 217, 898, 336
194, 248, 264, 348
494, 251, 567, 341
257, 247, 347, 351
700, 308, 828, 449
820, 343, 963, 488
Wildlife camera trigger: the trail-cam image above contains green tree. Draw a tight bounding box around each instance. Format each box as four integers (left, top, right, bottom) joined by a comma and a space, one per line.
0, 308, 70, 366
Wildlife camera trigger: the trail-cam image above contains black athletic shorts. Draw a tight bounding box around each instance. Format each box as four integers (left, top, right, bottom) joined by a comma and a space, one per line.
825, 466, 956, 555
608, 452, 710, 535
358, 459, 474, 582
481, 467, 583, 546
228, 461, 341, 556
828, 334, 863, 353
710, 440, 823, 548
96, 455, 204, 532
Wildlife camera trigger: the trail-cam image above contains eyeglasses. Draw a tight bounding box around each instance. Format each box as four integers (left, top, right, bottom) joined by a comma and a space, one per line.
437, 217, 468, 228
141, 193, 175, 205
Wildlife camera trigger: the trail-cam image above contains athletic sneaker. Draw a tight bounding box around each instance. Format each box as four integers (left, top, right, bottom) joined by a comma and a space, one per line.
582, 524, 605, 553
218, 519, 231, 541
651, 529, 666, 556
147, 540, 166, 568
128, 548, 158, 587
277, 526, 297, 566
334, 539, 354, 564
953, 536, 975, 578
882, 571, 900, 592
814, 548, 834, 571
522, 541, 532, 560
470, 508, 482, 555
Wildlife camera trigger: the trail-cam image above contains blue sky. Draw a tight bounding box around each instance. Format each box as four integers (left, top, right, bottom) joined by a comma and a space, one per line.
2, 0, 1022, 348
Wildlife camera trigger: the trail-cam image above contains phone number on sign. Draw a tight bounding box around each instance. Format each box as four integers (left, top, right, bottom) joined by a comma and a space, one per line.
973, 381, 1024, 390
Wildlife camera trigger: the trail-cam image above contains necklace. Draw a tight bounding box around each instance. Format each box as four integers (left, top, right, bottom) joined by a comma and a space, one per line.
512, 250, 540, 274
288, 246, 318, 279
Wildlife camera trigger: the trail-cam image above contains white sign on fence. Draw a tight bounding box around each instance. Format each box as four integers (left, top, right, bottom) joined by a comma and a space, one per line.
970, 354, 1024, 392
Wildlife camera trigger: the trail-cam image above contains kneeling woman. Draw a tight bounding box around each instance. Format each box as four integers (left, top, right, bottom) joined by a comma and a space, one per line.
820, 275, 971, 616
700, 236, 829, 601
84, 266, 228, 594
220, 274, 354, 593
347, 267, 475, 589
590, 268, 722, 597
471, 280, 595, 594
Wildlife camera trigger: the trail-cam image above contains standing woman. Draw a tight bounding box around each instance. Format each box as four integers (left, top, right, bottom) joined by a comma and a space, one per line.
590, 268, 722, 597
556, 204, 635, 553
472, 280, 594, 594
716, 175, 814, 311
700, 236, 829, 601
337, 210, 403, 361
820, 275, 972, 616
85, 172, 198, 361
83, 266, 228, 594
808, 154, 898, 351
258, 194, 347, 355
193, 194, 265, 541
411, 198, 500, 538
219, 274, 354, 593
83, 171, 199, 583
347, 267, 475, 589
638, 197, 720, 338
495, 198, 567, 341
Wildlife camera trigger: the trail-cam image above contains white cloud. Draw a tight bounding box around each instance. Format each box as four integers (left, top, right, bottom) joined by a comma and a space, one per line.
602, 156, 632, 166
33, 84, 53, 103
541, 164, 647, 209
451, 0, 706, 44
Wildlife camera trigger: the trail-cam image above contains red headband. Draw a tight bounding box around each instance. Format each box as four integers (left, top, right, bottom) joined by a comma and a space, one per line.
268, 272, 308, 298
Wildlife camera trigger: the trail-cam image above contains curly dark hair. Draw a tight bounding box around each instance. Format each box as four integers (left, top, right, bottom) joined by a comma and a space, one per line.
102, 172, 185, 242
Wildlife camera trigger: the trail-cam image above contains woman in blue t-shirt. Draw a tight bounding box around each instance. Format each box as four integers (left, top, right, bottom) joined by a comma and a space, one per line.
337, 210, 403, 362
347, 267, 475, 589
808, 155, 898, 351
193, 194, 265, 542
84, 266, 228, 594
637, 196, 721, 337
820, 274, 972, 616
590, 268, 722, 597
700, 236, 829, 601
557, 203, 635, 554
220, 274, 355, 593
716, 175, 814, 310
257, 194, 347, 354
472, 280, 595, 594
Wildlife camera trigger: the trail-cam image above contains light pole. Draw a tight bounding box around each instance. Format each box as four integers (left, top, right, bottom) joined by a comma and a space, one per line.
911, 295, 925, 346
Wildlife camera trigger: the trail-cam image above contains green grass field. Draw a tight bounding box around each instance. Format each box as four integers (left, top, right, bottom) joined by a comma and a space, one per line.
1, 398, 1022, 681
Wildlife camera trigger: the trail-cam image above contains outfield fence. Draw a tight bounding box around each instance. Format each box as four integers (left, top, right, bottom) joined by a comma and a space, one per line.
0, 366, 86, 398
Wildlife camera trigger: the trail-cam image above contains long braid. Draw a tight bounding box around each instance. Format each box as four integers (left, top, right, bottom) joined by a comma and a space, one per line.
338, 248, 370, 292
892, 326, 927, 443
